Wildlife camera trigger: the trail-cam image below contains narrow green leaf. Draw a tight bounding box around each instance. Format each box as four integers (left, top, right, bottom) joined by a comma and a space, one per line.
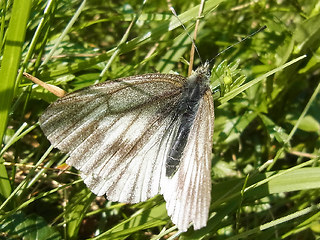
0, 0, 32, 207
0, 211, 61, 240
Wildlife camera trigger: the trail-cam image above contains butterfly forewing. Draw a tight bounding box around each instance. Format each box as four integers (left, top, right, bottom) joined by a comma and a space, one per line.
40, 74, 185, 203
40, 74, 185, 152
161, 67, 214, 231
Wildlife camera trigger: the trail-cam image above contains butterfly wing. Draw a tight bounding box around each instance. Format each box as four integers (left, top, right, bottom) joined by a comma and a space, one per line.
161, 89, 214, 231
40, 74, 186, 203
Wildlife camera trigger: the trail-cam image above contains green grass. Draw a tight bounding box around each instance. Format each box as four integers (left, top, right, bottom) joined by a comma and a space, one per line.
1, 0, 320, 239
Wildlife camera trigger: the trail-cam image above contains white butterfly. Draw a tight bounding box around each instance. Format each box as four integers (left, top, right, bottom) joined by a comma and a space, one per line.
39, 61, 214, 232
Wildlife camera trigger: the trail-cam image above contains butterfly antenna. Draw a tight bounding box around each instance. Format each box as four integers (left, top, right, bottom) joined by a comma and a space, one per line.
209, 25, 267, 64
169, 2, 204, 76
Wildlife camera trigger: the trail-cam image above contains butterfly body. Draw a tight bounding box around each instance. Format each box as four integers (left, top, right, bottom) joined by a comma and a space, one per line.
40, 62, 214, 232
166, 63, 211, 177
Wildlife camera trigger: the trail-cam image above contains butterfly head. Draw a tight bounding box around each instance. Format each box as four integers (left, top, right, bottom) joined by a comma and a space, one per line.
193, 61, 211, 82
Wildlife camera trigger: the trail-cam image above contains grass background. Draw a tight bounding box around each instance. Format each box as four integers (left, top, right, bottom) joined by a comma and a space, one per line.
0, 0, 320, 239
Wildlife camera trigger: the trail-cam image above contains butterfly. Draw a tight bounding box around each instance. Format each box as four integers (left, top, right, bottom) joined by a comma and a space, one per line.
39, 61, 214, 232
